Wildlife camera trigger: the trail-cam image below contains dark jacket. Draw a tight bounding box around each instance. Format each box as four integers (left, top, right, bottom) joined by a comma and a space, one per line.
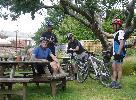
41, 32, 58, 55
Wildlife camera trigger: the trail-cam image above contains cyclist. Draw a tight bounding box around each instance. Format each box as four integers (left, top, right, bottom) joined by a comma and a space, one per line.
108, 18, 126, 89
32, 37, 64, 76
67, 33, 87, 59
41, 21, 58, 56
67, 33, 87, 79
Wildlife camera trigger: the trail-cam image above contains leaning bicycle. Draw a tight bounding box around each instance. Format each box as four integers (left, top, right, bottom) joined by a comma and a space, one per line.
76, 51, 111, 86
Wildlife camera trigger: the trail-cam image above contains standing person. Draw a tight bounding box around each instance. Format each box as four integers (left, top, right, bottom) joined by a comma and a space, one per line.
108, 18, 126, 89
41, 21, 58, 55
32, 37, 61, 76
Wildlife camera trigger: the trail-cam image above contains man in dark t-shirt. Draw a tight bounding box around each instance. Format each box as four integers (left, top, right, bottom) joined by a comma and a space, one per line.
66, 33, 87, 79
41, 21, 58, 55
67, 33, 86, 56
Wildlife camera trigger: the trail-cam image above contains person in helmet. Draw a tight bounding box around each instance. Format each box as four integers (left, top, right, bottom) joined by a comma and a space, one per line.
108, 18, 126, 89
67, 33, 87, 79
67, 33, 86, 55
41, 21, 58, 56
32, 37, 62, 76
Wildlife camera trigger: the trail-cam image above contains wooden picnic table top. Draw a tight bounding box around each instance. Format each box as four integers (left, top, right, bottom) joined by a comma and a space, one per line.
58, 57, 70, 59
0, 78, 33, 83
0, 61, 48, 65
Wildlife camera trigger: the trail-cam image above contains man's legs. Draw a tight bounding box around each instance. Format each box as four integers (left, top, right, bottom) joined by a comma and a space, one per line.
109, 60, 123, 89
117, 63, 122, 82
108, 62, 117, 88
112, 62, 117, 81
34, 64, 45, 75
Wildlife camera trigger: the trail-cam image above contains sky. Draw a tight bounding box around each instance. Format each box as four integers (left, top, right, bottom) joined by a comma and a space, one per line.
0, 13, 45, 33
0, 0, 54, 34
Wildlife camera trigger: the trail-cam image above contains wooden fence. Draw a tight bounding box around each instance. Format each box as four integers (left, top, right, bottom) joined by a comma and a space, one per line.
80, 39, 102, 52
80, 36, 136, 52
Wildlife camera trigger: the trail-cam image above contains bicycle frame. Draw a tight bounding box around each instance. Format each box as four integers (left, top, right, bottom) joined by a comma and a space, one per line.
86, 52, 111, 86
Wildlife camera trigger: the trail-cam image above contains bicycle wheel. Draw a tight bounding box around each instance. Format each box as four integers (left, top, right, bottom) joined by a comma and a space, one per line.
88, 64, 98, 79
88, 63, 98, 79
77, 63, 89, 83
99, 63, 111, 86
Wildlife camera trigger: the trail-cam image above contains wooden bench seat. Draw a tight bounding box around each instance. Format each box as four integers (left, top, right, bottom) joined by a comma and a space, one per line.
31, 73, 67, 96
0, 78, 32, 100
18, 72, 33, 78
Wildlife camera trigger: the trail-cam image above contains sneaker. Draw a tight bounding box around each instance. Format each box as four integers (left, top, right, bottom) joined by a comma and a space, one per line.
74, 73, 77, 79
108, 81, 117, 88
115, 82, 122, 89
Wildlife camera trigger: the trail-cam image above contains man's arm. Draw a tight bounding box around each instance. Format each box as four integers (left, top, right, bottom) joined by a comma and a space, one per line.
73, 40, 81, 51
73, 46, 79, 52
117, 39, 124, 54
53, 34, 58, 43
32, 54, 50, 62
50, 54, 59, 63
103, 32, 113, 38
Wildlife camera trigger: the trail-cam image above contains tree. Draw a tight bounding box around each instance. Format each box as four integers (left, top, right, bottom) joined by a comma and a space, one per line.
0, 31, 8, 39
0, 0, 136, 63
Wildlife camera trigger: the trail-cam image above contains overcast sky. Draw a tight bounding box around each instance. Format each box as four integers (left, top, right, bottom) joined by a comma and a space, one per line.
0, 0, 54, 34
0, 13, 45, 33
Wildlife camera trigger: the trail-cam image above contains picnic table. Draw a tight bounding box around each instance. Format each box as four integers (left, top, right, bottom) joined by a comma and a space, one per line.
0, 60, 67, 100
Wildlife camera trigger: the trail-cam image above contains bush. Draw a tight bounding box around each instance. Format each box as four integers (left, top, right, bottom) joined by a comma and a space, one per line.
126, 48, 136, 56
122, 56, 136, 76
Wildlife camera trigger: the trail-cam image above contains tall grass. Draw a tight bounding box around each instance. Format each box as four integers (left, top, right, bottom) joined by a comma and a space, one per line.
123, 56, 136, 76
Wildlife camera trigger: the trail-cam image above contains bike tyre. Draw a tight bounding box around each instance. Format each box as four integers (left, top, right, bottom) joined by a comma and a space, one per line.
77, 64, 89, 83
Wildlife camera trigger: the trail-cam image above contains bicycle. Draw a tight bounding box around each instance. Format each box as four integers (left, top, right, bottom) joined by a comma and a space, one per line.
60, 53, 76, 80
60, 51, 88, 81
76, 51, 111, 86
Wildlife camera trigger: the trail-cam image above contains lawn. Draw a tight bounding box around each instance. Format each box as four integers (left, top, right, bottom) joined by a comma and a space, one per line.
4, 75, 136, 100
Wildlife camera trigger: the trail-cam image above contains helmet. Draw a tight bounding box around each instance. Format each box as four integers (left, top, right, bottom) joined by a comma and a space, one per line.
67, 33, 73, 40
112, 18, 123, 26
46, 21, 53, 28
40, 37, 49, 42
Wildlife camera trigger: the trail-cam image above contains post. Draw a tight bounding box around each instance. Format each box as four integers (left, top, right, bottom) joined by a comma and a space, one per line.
16, 31, 17, 52
15, 25, 19, 52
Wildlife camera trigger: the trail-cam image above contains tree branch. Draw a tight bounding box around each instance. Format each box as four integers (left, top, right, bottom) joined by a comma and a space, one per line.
36, 4, 57, 9
125, 0, 135, 27
60, 0, 92, 22
62, 6, 90, 28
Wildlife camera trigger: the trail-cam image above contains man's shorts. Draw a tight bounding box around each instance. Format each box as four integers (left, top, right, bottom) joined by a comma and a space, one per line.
113, 55, 124, 63
77, 52, 88, 61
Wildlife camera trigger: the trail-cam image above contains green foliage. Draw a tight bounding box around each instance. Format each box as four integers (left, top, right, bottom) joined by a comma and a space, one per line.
122, 49, 136, 76
45, 8, 65, 30
132, 32, 136, 36
102, 9, 126, 33
126, 48, 136, 56
123, 56, 136, 76
33, 27, 45, 45
102, 19, 113, 33
0, 0, 43, 20
57, 16, 94, 43
34, 8, 94, 44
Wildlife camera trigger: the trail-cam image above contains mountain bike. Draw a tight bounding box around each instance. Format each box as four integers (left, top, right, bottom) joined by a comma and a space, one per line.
76, 51, 111, 86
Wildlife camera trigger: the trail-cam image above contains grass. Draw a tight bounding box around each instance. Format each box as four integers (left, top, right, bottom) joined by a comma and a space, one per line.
4, 75, 136, 100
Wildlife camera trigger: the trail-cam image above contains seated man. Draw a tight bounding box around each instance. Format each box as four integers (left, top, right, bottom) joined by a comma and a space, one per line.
67, 33, 87, 61
32, 37, 63, 76
66, 33, 88, 79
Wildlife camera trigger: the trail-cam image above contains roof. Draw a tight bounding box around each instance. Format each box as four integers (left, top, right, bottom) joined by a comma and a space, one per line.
0, 39, 11, 44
